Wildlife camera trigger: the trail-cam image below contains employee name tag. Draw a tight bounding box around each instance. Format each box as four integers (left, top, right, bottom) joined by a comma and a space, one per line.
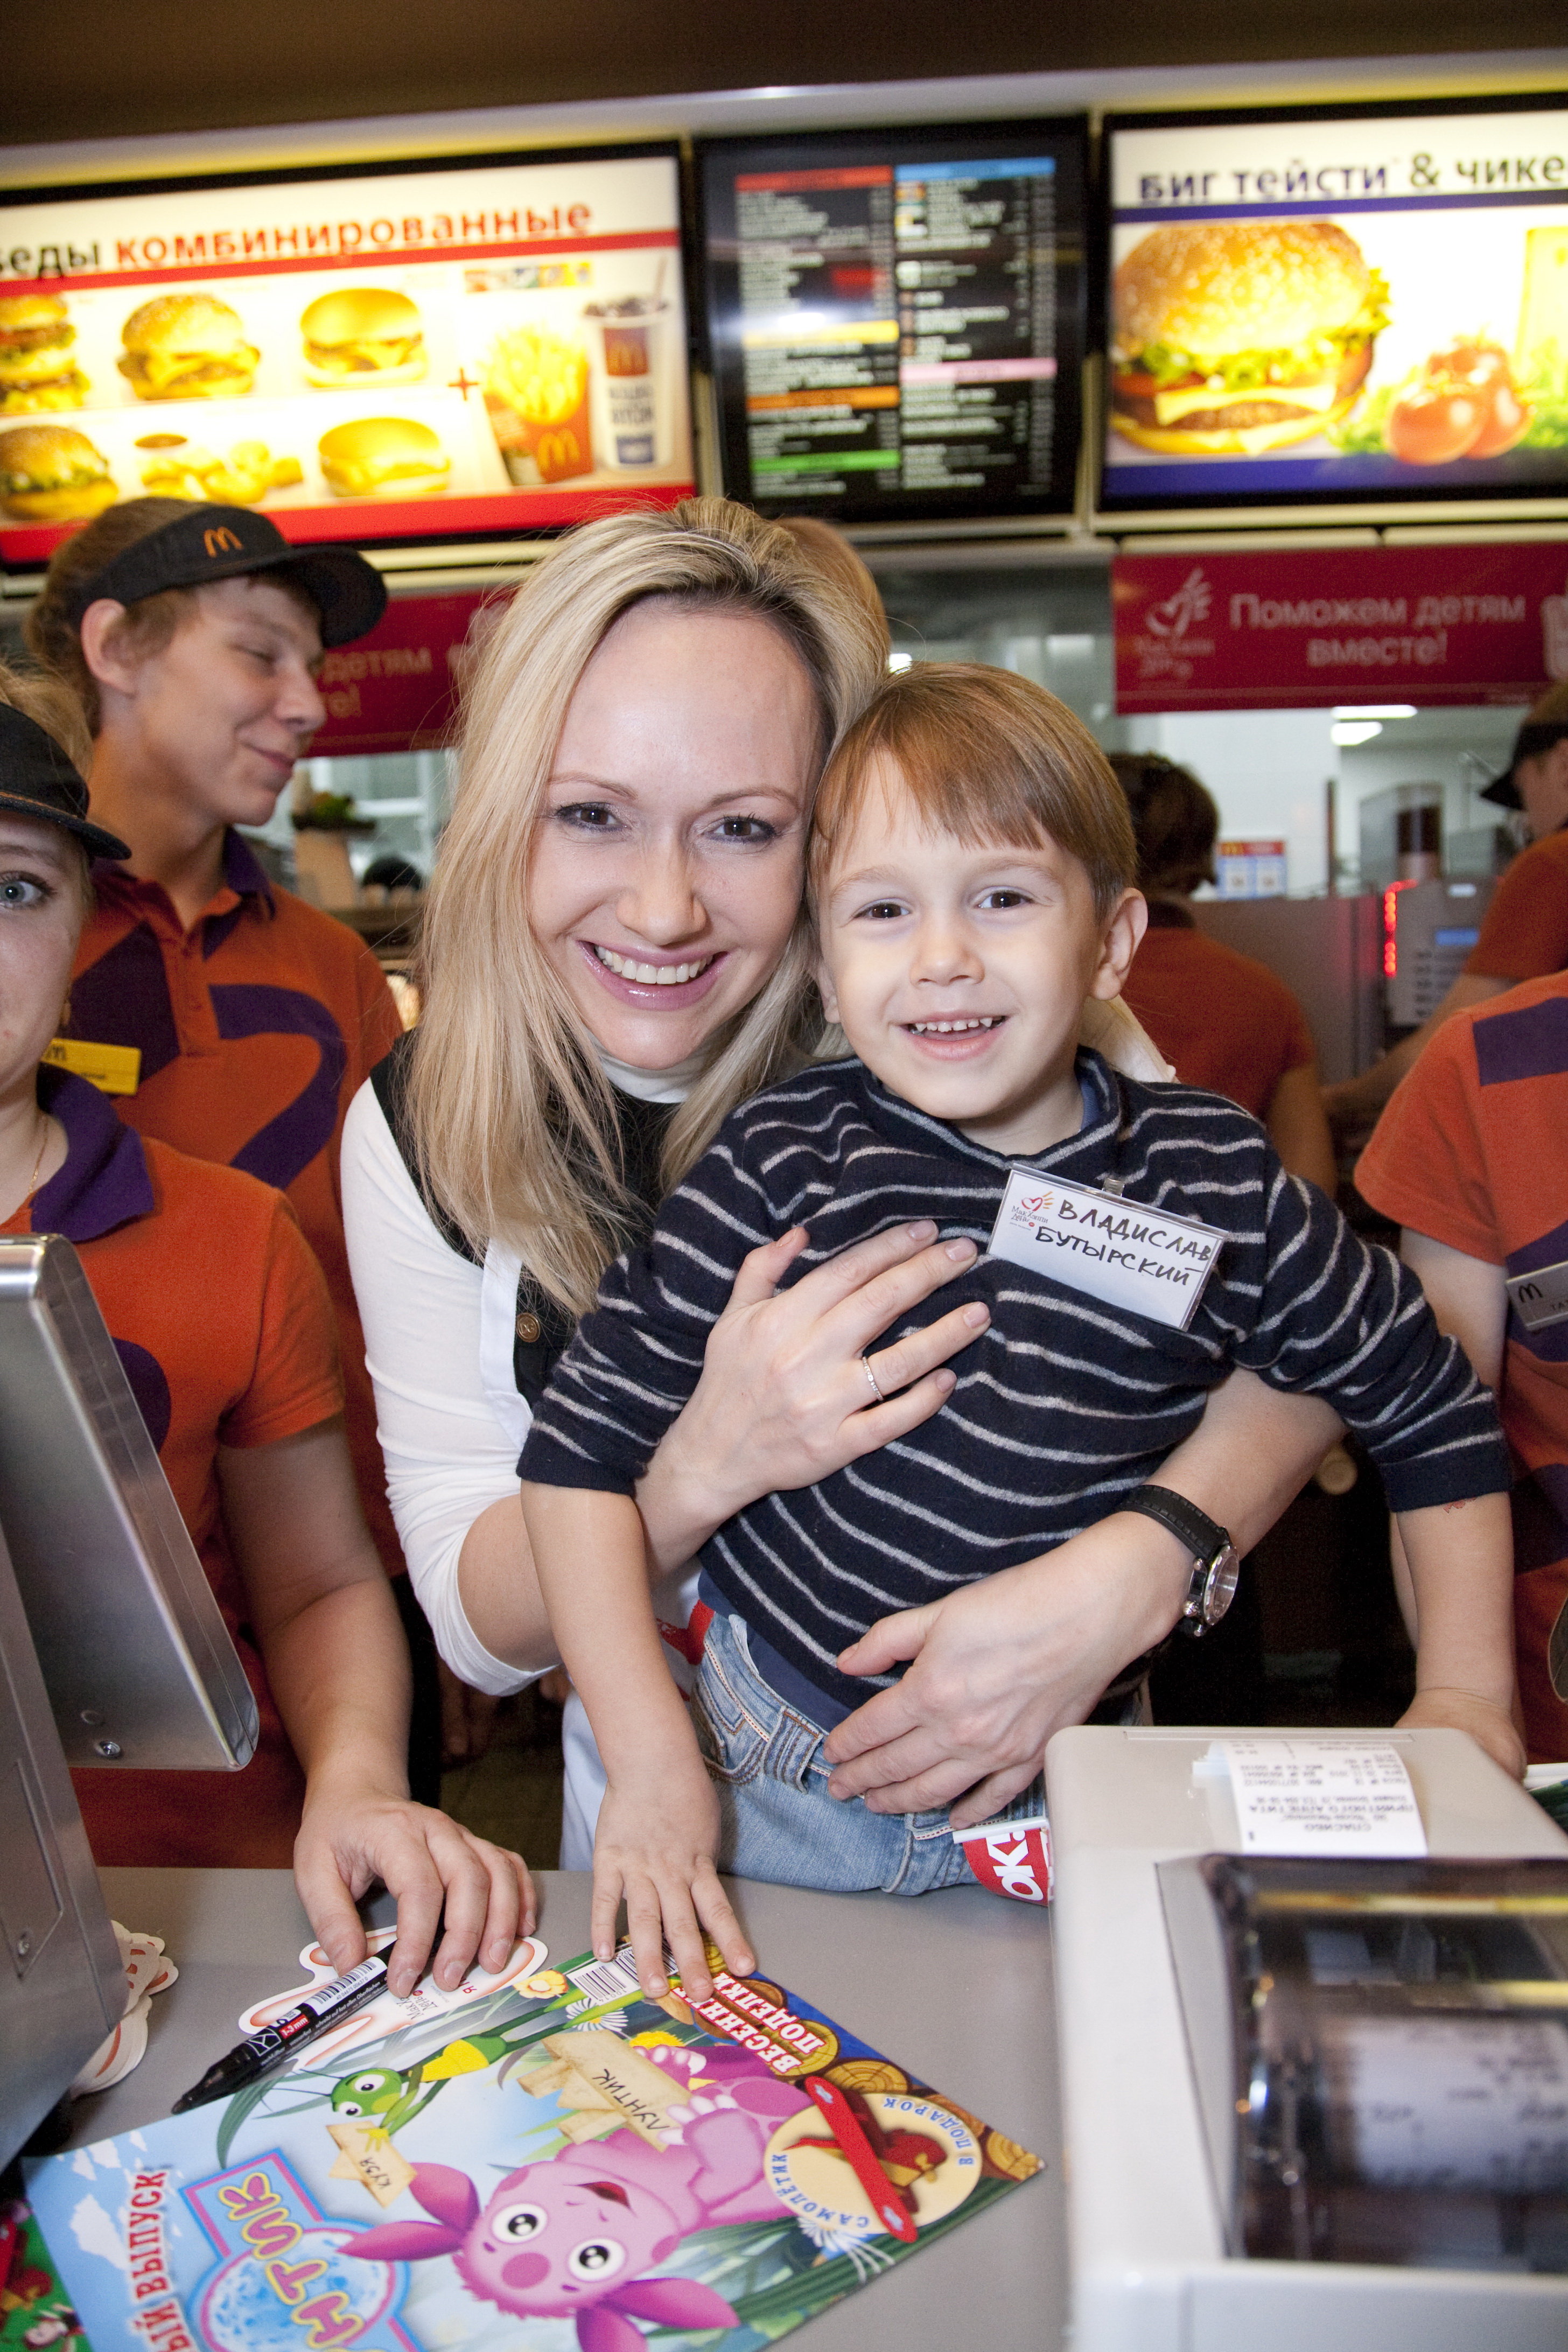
43, 1037, 141, 1096
1507, 1257, 1568, 1335
986, 1166, 1224, 1330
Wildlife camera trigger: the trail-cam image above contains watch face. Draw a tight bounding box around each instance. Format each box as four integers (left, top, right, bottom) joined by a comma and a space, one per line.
1202, 1542, 1241, 1628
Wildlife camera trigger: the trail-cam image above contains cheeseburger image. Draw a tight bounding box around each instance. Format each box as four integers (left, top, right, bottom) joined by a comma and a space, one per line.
0, 423, 116, 521
300, 288, 426, 387
317, 415, 449, 498
117, 292, 260, 401
0, 293, 89, 414
1110, 219, 1388, 456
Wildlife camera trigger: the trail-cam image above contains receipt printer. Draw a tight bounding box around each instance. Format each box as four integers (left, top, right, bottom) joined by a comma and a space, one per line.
1046, 1726, 1568, 2352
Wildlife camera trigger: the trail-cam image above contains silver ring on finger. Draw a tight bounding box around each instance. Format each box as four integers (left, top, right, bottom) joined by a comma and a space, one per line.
862, 1352, 887, 1405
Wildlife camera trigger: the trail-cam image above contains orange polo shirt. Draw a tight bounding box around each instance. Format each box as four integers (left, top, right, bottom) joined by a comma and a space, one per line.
61, 830, 405, 1581
1358, 971, 1568, 1761
1465, 828, 1568, 984
8, 1068, 343, 1864
1122, 907, 1318, 1120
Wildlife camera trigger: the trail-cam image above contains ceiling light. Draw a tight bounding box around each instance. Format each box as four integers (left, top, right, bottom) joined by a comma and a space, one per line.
1332, 704, 1417, 719
1332, 721, 1384, 747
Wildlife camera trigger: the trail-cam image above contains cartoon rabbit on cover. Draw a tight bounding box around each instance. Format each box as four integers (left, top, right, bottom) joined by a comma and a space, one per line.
344, 2045, 809, 2349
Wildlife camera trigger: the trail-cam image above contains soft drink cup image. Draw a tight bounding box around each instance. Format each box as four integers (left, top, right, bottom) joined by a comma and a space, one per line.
584, 297, 670, 468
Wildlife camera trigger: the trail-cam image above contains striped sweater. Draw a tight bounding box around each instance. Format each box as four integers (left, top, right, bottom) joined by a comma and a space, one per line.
520, 1051, 1509, 1717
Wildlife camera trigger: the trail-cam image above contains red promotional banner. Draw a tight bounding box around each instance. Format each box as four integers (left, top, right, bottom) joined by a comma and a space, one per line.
1114, 542, 1568, 713
311, 590, 494, 755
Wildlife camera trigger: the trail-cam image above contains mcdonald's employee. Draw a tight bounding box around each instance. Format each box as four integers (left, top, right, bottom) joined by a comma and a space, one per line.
0, 669, 530, 1993
25, 499, 446, 1795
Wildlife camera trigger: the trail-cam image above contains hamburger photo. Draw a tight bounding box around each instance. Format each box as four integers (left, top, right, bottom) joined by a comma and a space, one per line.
117, 292, 260, 401
299, 288, 426, 387
317, 415, 449, 499
1109, 219, 1388, 457
0, 423, 117, 521
0, 293, 89, 414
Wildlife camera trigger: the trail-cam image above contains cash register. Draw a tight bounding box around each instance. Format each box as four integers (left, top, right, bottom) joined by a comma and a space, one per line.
0, 1234, 255, 2166
1047, 1724, 1568, 2352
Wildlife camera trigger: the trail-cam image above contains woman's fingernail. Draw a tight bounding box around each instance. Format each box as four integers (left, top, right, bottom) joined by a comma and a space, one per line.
945, 1238, 977, 1261
907, 1219, 937, 1240
935, 1368, 956, 1390
962, 1302, 989, 1327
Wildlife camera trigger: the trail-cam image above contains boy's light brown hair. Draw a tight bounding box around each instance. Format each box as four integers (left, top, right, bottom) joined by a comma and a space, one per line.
809, 661, 1137, 920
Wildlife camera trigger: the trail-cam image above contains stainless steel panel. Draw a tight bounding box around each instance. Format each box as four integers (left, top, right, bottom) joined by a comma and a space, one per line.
0, 1515, 122, 2168
1191, 894, 1386, 1084
0, 1235, 257, 1771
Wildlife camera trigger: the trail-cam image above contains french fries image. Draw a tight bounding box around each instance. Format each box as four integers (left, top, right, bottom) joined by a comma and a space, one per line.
482, 325, 593, 483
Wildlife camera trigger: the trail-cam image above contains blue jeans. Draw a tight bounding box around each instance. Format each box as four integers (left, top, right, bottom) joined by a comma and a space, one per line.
692, 1610, 979, 1896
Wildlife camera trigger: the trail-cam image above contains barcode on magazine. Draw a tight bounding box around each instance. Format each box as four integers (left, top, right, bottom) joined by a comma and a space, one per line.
565, 1946, 654, 2005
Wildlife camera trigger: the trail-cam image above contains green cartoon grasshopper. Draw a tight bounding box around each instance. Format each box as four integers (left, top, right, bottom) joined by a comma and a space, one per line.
329, 2031, 525, 2141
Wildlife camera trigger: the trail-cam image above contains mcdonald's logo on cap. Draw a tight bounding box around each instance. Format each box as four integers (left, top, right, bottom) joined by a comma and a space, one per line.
204, 526, 243, 557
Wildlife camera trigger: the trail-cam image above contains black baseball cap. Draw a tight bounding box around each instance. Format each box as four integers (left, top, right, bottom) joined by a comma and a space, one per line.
1481, 682, 1568, 810
64, 503, 387, 648
0, 704, 131, 862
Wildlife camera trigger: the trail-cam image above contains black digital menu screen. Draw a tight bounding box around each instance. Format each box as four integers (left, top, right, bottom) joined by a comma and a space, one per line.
698, 121, 1087, 523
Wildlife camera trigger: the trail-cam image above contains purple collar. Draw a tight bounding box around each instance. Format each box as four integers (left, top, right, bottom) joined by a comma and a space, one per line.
30, 1066, 155, 1243
222, 828, 276, 906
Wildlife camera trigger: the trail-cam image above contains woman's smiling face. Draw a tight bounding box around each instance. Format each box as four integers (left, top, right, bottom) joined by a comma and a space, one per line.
528, 598, 822, 1070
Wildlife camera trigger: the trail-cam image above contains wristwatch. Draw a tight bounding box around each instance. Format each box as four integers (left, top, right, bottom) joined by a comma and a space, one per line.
1119, 1485, 1240, 1639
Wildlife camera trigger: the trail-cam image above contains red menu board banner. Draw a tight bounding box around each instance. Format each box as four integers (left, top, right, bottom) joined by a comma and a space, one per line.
1114, 541, 1568, 712
310, 590, 492, 755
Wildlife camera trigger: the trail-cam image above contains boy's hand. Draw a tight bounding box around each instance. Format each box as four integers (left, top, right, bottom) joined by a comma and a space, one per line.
591, 1754, 754, 2006
1398, 1685, 1527, 1780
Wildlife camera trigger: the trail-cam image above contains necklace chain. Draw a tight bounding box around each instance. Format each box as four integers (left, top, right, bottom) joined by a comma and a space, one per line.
19, 1119, 49, 1210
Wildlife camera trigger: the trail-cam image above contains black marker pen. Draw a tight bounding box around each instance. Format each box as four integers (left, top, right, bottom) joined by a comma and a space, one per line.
172, 1954, 390, 2113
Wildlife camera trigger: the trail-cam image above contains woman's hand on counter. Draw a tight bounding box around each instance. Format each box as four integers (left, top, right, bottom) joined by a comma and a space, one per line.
295, 1777, 535, 1999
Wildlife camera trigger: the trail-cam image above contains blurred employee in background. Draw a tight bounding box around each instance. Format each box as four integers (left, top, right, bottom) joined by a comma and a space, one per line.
0, 668, 528, 1995
1114, 751, 1338, 1192
1356, 964, 1568, 1762
25, 499, 449, 1797
1326, 680, 1568, 1139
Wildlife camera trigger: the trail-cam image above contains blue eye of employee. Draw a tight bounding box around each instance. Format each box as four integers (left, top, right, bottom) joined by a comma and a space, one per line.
0, 872, 50, 909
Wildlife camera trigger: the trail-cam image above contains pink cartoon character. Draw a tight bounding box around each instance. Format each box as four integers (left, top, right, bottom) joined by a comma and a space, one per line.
345, 2046, 809, 2350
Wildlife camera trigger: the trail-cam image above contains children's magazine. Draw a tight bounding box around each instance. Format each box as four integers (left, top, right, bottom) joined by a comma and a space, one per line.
24, 1933, 1041, 2350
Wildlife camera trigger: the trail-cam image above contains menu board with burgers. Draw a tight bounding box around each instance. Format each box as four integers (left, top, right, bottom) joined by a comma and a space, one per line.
0, 145, 693, 566
1101, 96, 1568, 512
698, 120, 1087, 524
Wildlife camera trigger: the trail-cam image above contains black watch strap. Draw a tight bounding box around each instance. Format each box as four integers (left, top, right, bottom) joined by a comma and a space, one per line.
1118, 1484, 1230, 1568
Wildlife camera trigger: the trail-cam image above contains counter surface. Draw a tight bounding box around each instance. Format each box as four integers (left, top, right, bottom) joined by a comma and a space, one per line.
72, 1867, 1063, 2350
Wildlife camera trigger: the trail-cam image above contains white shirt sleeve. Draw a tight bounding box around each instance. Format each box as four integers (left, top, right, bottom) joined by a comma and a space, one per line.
341, 1080, 545, 1698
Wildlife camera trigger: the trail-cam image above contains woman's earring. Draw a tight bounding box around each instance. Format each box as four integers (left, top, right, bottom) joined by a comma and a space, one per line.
59, 996, 72, 1031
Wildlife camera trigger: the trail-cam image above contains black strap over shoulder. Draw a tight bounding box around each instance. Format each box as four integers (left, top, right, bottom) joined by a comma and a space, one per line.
370, 1033, 480, 1268
369, 1035, 675, 1408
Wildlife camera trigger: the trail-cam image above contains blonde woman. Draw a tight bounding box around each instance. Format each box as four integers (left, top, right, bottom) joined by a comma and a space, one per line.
342, 498, 1345, 1865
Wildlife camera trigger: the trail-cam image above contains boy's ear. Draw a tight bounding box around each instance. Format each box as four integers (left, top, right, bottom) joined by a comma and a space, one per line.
815, 953, 841, 1027
1087, 888, 1147, 1003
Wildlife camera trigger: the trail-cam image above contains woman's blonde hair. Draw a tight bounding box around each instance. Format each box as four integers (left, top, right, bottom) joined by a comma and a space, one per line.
408, 496, 889, 1317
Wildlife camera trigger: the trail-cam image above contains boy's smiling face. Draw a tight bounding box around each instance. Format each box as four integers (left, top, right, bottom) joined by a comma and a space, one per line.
816, 754, 1145, 1158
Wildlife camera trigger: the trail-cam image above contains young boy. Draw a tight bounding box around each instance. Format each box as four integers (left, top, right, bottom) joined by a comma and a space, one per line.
520, 664, 1521, 2001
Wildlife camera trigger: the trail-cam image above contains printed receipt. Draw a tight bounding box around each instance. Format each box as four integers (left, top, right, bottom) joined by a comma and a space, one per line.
1218, 1738, 1428, 1858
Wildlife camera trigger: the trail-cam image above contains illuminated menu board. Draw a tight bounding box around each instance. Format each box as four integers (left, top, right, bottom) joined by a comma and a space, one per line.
0, 145, 693, 569
1102, 96, 1568, 513
699, 122, 1086, 522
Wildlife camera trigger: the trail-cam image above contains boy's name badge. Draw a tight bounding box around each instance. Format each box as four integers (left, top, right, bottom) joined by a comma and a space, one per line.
986, 1167, 1224, 1331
